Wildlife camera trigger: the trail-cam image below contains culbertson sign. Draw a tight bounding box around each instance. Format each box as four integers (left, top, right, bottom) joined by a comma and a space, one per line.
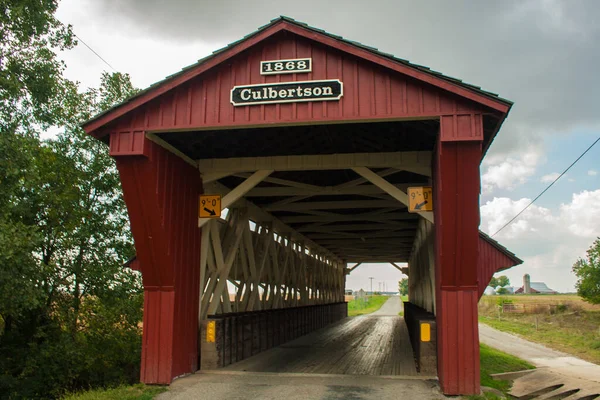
230, 79, 343, 106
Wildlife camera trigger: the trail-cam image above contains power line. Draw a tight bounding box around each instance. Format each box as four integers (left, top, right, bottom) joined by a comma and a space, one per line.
74, 34, 117, 72
491, 135, 600, 237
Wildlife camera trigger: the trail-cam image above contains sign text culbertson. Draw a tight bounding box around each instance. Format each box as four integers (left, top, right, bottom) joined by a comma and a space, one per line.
230, 79, 343, 107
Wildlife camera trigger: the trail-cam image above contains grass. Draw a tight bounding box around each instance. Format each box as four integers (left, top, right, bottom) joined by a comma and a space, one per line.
398, 295, 408, 316
347, 295, 388, 316
63, 384, 167, 400
465, 344, 535, 400
479, 295, 600, 364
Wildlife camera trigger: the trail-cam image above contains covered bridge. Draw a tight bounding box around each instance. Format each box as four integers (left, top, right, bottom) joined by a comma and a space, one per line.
83, 17, 522, 395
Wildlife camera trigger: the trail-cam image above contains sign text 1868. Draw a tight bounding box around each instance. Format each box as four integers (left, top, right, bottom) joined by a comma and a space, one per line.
260, 58, 312, 75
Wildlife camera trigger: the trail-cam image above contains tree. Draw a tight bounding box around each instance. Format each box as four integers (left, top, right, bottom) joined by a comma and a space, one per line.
0, 2, 145, 397
0, 0, 75, 132
398, 278, 408, 296
497, 275, 510, 287
489, 275, 510, 288
496, 287, 509, 295
573, 238, 600, 304
0, 71, 142, 398
0, 0, 75, 337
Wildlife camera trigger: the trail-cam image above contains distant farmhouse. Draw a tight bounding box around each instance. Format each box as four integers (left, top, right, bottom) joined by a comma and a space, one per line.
514, 274, 558, 294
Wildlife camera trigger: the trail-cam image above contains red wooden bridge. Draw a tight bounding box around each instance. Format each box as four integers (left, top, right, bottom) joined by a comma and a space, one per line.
84, 16, 521, 395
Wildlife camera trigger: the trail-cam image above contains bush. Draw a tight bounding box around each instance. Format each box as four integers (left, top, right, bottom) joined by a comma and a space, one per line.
496, 297, 513, 307
0, 293, 143, 399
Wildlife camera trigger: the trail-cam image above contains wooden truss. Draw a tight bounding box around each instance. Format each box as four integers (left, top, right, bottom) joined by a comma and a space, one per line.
199, 208, 345, 319
194, 150, 437, 317
199, 152, 434, 264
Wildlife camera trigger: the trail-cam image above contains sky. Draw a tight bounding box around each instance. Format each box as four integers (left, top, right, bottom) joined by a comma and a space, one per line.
55, 0, 600, 293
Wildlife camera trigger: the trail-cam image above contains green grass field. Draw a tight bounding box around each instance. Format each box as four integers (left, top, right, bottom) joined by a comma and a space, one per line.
63, 384, 166, 400
466, 344, 535, 400
479, 294, 600, 364
347, 295, 388, 316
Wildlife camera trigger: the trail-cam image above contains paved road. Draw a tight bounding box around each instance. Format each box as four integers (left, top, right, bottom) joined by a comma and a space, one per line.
371, 296, 403, 316
479, 323, 600, 399
479, 323, 600, 383
158, 371, 446, 400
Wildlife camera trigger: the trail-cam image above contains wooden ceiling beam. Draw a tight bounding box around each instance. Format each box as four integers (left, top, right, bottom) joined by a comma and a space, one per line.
266, 199, 404, 212
198, 151, 432, 173
297, 223, 414, 233
245, 183, 420, 197
308, 231, 416, 240
352, 166, 434, 223
281, 213, 418, 224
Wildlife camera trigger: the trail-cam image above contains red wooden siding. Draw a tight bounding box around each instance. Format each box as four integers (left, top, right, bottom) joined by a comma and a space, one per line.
477, 236, 521, 298
115, 140, 201, 383
104, 33, 486, 137
434, 139, 482, 395
437, 289, 480, 394
109, 130, 148, 156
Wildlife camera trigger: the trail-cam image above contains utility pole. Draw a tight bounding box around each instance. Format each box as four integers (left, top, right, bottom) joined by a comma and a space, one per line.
369, 277, 374, 295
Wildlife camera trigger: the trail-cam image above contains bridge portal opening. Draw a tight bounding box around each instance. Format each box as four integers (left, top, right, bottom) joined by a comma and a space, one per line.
153, 119, 440, 378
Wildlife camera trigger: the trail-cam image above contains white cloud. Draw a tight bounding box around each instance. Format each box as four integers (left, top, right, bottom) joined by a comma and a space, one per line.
560, 190, 600, 237
480, 189, 600, 292
540, 172, 560, 183
482, 150, 542, 194
589, 170, 598, 176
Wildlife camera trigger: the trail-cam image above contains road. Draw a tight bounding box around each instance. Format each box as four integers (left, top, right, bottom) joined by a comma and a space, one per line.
158, 298, 442, 399
158, 371, 445, 400
479, 323, 600, 398
371, 295, 403, 316
225, 306, 419, 376
479, 323, 600, 383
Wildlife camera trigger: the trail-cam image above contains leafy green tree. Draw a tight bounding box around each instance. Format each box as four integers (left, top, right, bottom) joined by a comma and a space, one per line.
398, 278, 408, 296
0, 0, 75, 337
488, 275, 510, 288
496, 275, 510, 287
496, 287, 509, 295
0, 0, 75, 132
573, 238, 600, 304
1, 71, 141, 398
0, 2, 145, 397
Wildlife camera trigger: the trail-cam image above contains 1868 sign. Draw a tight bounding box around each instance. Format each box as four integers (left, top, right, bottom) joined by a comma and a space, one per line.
260, 58, 312, 75
230, 79, 343, 107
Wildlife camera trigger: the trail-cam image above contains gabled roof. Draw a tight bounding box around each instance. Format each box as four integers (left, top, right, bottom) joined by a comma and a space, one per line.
82, 16, 512, 136
479, 230, 523, 267
530, 282, 557, 293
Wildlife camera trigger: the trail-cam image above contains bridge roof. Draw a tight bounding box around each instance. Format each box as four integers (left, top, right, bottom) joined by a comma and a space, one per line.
82, 16, 512, 151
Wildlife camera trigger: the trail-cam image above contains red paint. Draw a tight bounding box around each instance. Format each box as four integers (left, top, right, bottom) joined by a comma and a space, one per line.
84, 29, 503, 139
115, 139, 201, 383
477, 234, 522, 298
434, 138, 482, 395
440, 114, 484, 142
109, 130, 148, 156
82, 19, 508, 136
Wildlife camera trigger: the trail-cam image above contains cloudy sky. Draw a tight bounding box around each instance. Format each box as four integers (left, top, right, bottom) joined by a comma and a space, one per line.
56, 0, 599, 293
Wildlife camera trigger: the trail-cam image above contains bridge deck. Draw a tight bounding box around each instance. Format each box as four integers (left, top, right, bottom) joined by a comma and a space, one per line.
224, 314, 423, 376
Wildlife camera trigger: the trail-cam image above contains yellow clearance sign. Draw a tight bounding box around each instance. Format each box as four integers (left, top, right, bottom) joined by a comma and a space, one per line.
199, 195, 221, 218
408, 187, 433, 212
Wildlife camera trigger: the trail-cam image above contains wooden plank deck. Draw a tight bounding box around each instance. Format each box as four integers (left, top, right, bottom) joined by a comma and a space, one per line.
224, 315, 423, 376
